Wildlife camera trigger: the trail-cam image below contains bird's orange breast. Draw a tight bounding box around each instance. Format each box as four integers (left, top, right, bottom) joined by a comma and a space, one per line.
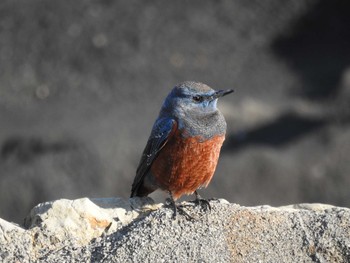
151, 129, 225, 200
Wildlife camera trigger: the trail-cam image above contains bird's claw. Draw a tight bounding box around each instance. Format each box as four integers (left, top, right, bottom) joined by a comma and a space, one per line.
194, 198, 211, 212
165, 196, 194, 221
176, 205, 195, 220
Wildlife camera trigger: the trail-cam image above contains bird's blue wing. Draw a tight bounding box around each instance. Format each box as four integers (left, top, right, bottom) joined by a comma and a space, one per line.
131, 117, 177, 197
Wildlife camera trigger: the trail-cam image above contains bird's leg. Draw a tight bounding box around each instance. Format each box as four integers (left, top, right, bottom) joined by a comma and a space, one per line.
165, 191, 193, 220
165, 191, 177, 219
193, 191, 211, 212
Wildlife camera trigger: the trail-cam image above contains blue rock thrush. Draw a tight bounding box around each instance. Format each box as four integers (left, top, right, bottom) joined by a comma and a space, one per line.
130, 81, 233, 217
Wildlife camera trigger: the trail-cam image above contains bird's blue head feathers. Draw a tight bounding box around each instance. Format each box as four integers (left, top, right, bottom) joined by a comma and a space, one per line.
161, 81, 233, 114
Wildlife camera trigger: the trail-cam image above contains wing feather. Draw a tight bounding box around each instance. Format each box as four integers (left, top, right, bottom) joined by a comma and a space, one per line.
130, 117, 177, 197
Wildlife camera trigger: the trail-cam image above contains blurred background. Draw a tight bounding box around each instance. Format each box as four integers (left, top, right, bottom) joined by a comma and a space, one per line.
1, 0, 350, 223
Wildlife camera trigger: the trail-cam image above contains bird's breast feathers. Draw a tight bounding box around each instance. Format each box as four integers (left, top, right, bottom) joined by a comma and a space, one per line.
175, 110, 227, 140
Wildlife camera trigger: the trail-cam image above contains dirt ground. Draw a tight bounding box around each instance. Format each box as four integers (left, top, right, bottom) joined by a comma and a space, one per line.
1, 0, 349, 222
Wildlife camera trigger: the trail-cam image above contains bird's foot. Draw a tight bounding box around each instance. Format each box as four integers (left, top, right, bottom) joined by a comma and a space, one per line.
194, 198, 211, 212
165, 195, 194, 221
191, 191, 211, 212
176, 204, 194, 221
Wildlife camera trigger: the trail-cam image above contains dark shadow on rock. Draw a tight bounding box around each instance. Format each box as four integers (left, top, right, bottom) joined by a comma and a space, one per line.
222, 112, 328, 153
272, 0, 350, 100
89, 210, 155, 262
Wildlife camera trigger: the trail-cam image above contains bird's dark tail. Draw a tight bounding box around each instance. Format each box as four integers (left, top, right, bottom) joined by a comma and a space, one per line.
130, 184, 154, 198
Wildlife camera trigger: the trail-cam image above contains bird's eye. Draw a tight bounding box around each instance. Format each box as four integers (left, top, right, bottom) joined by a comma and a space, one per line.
192, 95, 202, 102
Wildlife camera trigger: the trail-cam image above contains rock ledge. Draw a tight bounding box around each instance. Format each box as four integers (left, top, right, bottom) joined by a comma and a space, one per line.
1, 197, 349, 262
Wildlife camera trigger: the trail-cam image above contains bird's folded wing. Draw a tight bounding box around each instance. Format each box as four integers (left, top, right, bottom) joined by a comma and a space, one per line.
131, 117, 177, 197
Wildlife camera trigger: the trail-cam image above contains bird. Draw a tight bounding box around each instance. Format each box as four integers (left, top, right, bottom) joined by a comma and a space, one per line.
130, 81, 233, 218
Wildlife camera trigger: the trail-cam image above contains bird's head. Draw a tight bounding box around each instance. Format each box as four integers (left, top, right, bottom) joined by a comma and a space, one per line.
161, 81, 233, 115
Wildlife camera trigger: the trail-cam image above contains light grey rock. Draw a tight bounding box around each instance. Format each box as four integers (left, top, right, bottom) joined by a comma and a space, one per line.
23, 197, 159, 246
0, 218, 32, 262
1, 197, 350, 262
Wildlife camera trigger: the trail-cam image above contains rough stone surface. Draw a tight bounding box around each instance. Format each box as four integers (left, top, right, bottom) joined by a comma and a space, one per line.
1, 197, 350, 262
23, 197, 159, 246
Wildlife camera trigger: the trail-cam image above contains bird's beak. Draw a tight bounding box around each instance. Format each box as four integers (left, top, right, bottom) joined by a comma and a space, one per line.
210, 89, 234, 100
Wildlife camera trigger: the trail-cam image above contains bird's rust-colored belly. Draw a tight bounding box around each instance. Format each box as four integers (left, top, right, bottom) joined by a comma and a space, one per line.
151, 130, 225, 200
